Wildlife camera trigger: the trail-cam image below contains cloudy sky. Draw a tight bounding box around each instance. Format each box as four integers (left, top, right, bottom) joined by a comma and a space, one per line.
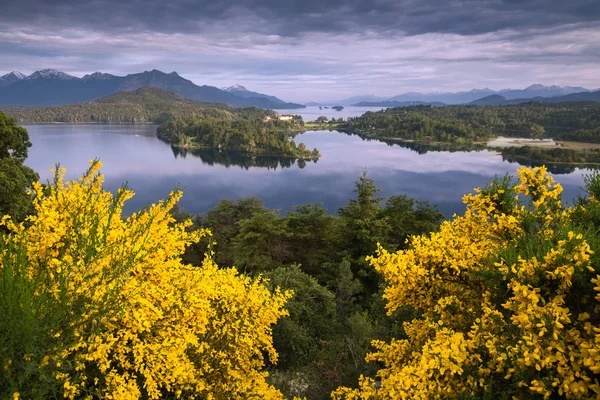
0, 0, 599, 102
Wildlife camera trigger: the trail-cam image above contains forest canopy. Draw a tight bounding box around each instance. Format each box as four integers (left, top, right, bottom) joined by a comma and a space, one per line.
339, 102, 600, 145
156, 111, 319, 159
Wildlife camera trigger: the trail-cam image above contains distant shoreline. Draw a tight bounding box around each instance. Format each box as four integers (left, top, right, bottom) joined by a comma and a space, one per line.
20, 122, 157, 125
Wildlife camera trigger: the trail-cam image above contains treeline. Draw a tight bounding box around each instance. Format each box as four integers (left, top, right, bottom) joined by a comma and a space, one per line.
171, 147, 318, 169
502, 146, 600, 165
1, 87, 240, 124
157, 112, 319, 159
339, 102, 600, 144
174, 173, 443, 398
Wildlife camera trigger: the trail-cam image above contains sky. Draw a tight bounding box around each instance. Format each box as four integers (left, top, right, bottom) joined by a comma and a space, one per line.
0, 0, 599, 102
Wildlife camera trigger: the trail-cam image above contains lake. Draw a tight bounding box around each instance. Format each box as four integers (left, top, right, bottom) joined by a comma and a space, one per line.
273, 106, 385, 121
24, 124, 593, 217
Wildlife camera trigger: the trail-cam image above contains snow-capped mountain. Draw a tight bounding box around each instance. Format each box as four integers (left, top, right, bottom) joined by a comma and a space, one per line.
0, 69, 304, 108
222, 84, 249, 92
82, 72, 117, 81
220, 84, 287, 105
0, 71, 26, 87
344, 84, 594, 106
26, 69, 77, 80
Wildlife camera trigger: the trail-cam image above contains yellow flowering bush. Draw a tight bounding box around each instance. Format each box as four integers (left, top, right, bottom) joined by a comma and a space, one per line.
0, 161, 290, 399
333, 167, 600, 399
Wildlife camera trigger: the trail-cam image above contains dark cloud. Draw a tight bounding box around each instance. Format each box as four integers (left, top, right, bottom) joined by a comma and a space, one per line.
0, 0, 598, 100
1, 0, 599, 36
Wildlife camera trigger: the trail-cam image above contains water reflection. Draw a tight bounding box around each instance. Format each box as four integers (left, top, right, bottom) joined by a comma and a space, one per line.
23, 124, 595, 218
170, 147, 319, 170
341, 131, 596, 175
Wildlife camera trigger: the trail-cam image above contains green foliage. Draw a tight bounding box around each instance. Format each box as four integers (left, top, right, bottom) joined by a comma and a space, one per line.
2, 87, 235, 124
233, 208, 290, 272
265, 265, 337, 370
382, 195, 444, 250
0, 111, 38, 221
339, 102, 600, 144
339, 171, 390, 259
156, 110, 318, 159
180, 173, 444, 399
0, 159, 38, 222
502, 146, 600, 165
0, 232, 62, 399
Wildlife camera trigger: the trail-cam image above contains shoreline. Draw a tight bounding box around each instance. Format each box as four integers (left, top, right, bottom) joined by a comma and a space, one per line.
20, 122, 157, 125
16, 122, 600, 167
167, 142, 321, 160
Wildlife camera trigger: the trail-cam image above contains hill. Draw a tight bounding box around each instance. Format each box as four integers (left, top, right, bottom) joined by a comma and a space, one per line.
469, 90, 600, 105
352, 100, 446, 107
468, 94, 509, 105
338, 102, 600, 145
1, 87, 246, 124
222, 84, 286, 106
336, 85, 594, 107
0, 69, 304, 109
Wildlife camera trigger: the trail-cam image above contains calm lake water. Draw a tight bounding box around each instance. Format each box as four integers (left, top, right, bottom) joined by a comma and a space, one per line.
273, 106, 385, 121
24, 124, 593, 217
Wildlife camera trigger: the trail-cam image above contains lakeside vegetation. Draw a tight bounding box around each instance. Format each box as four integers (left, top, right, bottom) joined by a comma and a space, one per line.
157, 111, 319, 159
174, 172, 444, 398
171, 147, 319, 169
4, 114, 600, 398
338, 102, 600, 145
1, 87, 240, 124
7, 91, 600, 165
1, 87, 320, 159
502, 146, 600, 165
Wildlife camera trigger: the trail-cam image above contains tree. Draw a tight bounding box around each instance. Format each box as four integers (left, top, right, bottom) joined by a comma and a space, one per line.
530, 123, 545, 139
334, 167, 600, 399
338, 171, 390, 260
233, 208, 290, 272
338, 172, 391, 302
0, 162, 290, 399
0, 111, 38, 221
285, 204, 337, 276
186, 197, 267, 267
381, 195, 443, 250
265, 265, 337, 370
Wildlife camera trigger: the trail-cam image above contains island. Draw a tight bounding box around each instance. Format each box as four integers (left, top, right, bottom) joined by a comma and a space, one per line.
0, 86, 321, 160
331, 105, 344, 111
335, 102, 600, 164
156, 110, 320, 160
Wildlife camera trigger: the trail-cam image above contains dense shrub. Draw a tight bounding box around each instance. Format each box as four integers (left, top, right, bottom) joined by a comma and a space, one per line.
335, 167, 600, 399
0, 161, 290, 399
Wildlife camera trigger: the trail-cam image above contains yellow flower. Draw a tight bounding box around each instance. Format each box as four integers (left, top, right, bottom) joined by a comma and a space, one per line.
1, 164, 289, 399
335, 167, 600, 399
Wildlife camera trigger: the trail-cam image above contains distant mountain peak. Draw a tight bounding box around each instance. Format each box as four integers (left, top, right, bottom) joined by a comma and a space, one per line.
27, 69, 77, 80
0, 68, 304, 109
223, 84, 248, 92
2, 71, 26, 80
82, 72, 116, 80
525, 84, 549, 91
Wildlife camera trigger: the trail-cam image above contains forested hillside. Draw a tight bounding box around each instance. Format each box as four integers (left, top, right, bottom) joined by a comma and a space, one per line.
1, 87, 241, 124
4, 114, 600, 399
157, 112, 319, 159
172, 172, 445, 398
340, 102, 600, 144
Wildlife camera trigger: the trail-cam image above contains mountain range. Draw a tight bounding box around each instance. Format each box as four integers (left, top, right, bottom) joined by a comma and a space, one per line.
4, 87, 243, 124
0, 69, 304, 109
319, 85, 597, 107
468, 90, 600, 105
